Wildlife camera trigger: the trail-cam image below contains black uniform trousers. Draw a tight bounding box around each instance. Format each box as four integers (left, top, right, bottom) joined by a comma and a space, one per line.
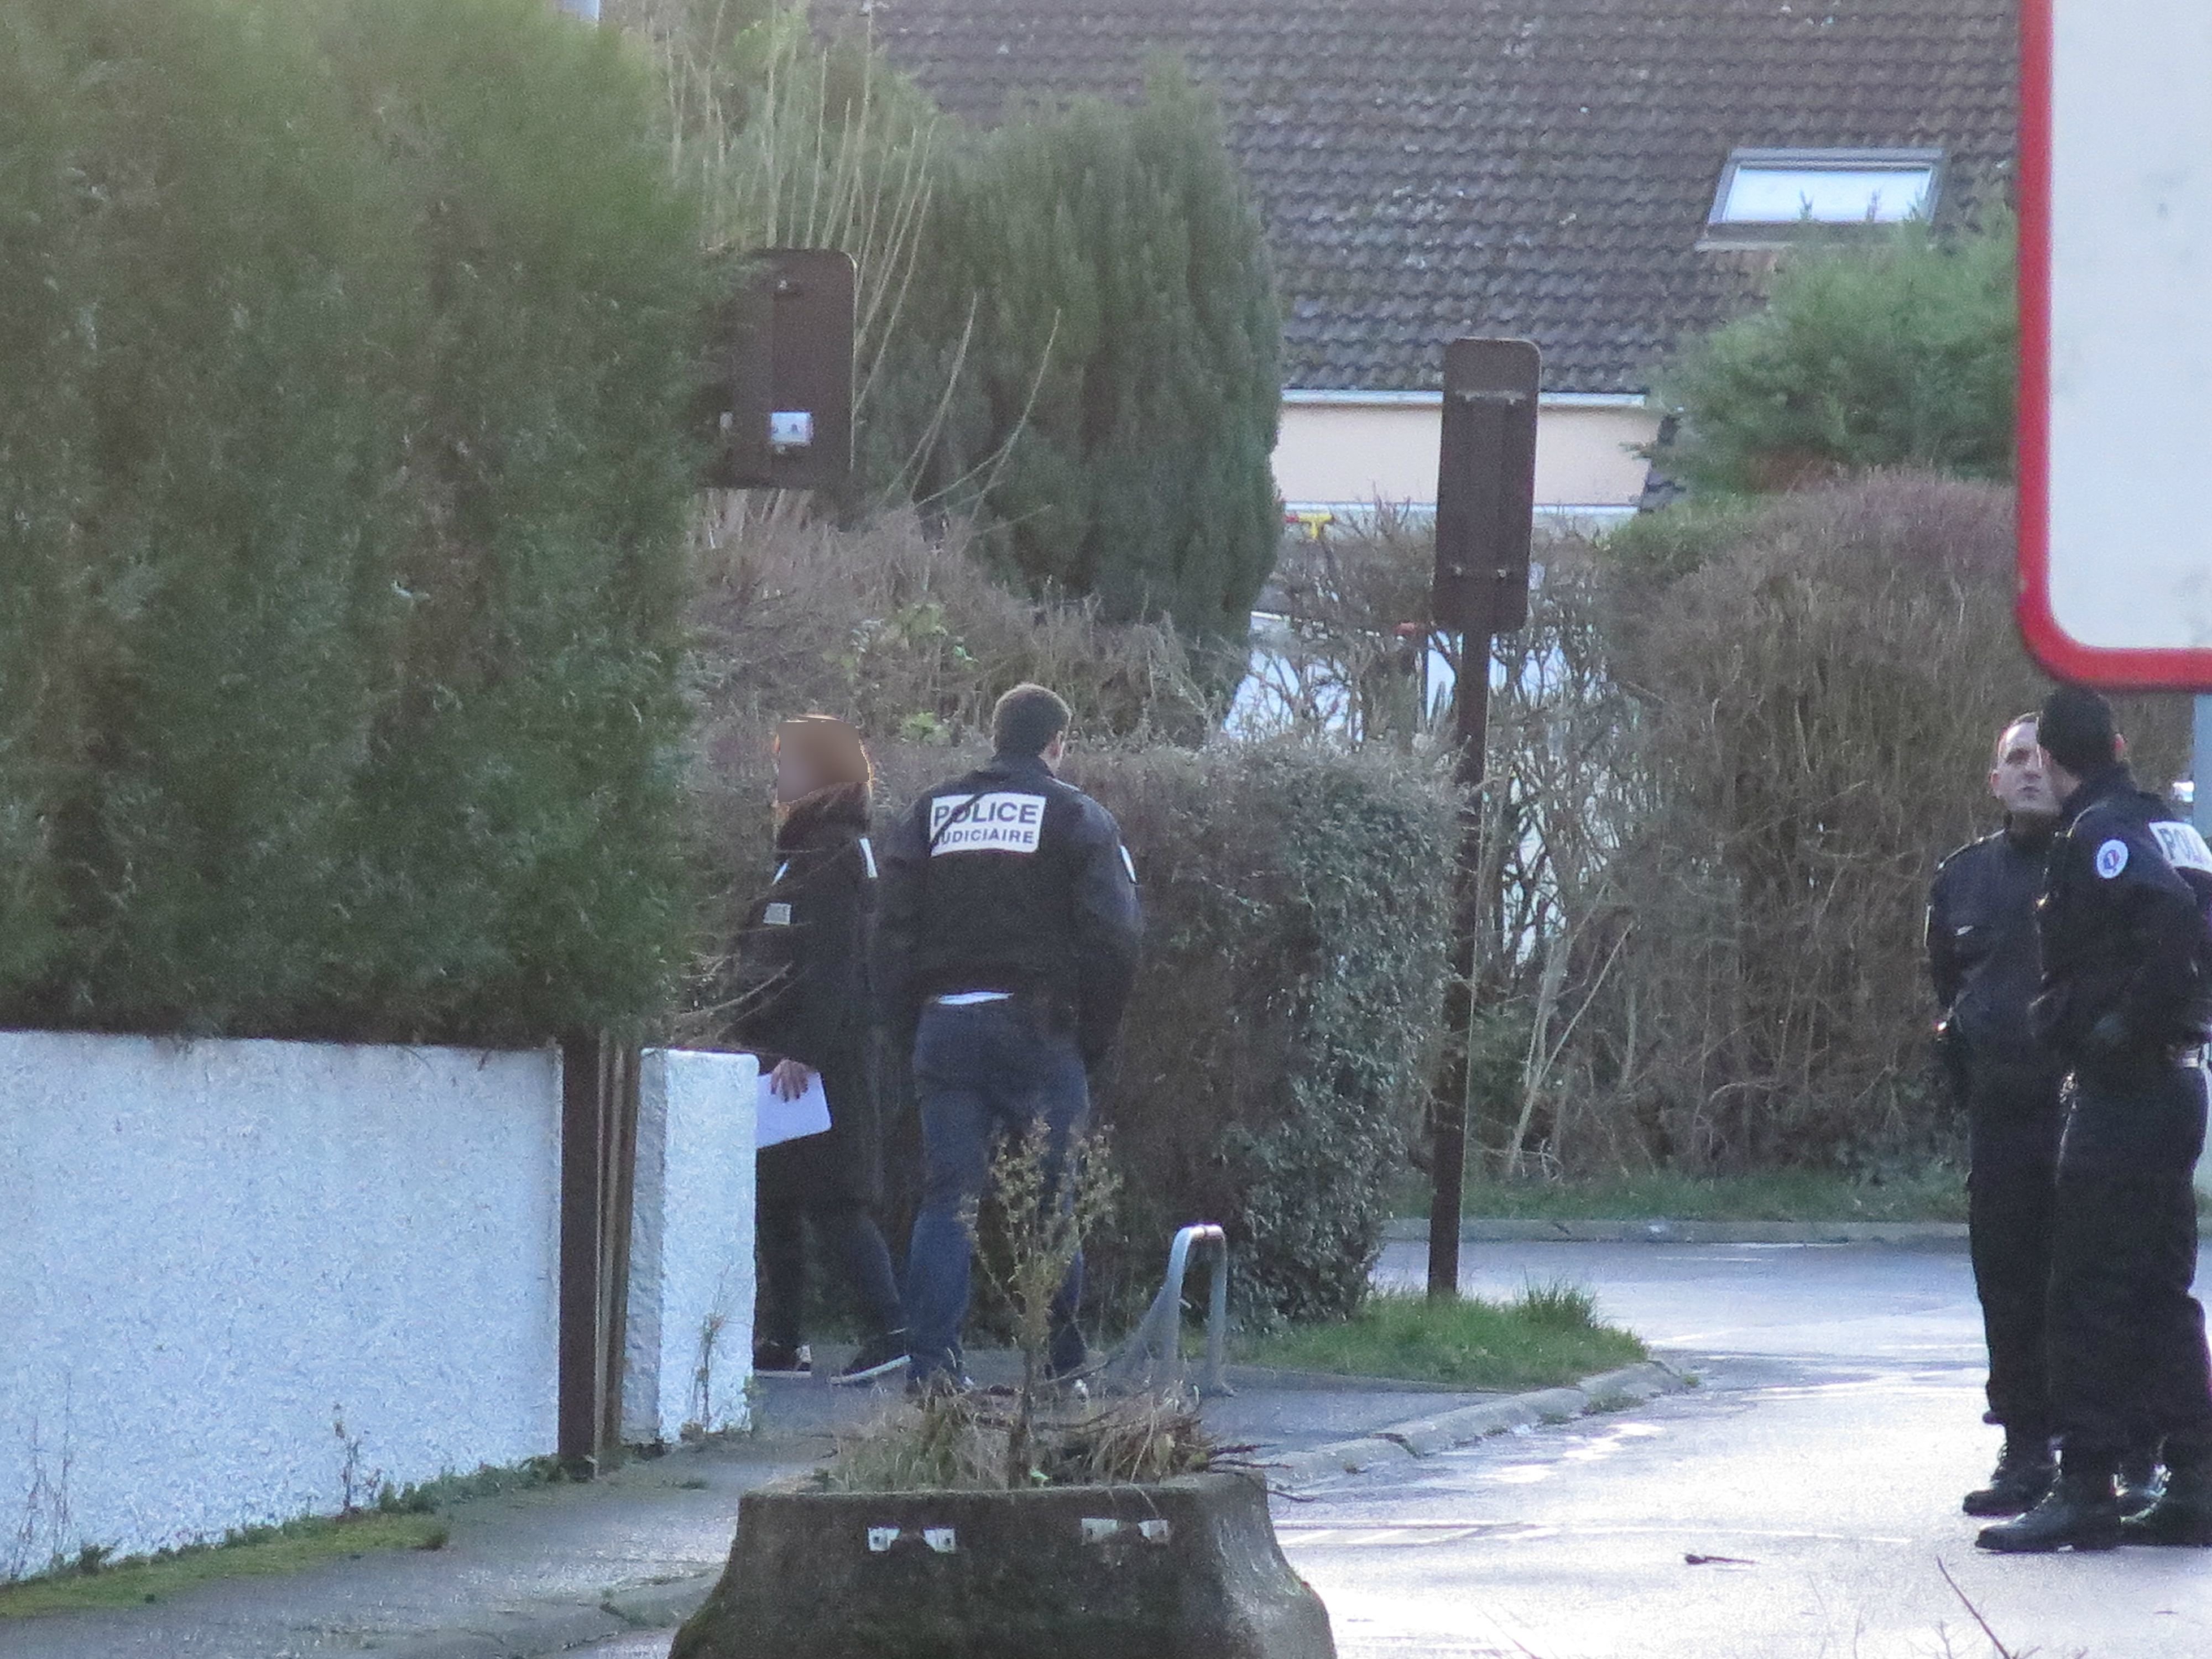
2048, 1057, 2212, 1463
1965, 1060, 2067, 1439
755, 1060, 904, 1352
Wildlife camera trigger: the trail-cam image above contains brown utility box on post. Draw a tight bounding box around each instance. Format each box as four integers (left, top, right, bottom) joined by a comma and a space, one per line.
703, 249, 855, 492
1431, 337, 1541, 634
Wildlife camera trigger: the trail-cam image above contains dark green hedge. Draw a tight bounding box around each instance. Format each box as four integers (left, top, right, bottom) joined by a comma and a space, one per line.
0, 0, 705, 1044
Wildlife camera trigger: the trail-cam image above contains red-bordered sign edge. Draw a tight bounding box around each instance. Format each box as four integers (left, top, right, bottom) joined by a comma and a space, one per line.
2016, 0, 2212, 691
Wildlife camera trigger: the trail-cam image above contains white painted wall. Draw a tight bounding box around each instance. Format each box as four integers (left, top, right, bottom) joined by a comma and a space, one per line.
623, 1049, 757, 1444
0, 1032, 562, 1572
1275, 395, 1661, 518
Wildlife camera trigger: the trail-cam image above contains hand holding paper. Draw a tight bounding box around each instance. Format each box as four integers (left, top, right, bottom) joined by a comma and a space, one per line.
756, 1065, 832, 1149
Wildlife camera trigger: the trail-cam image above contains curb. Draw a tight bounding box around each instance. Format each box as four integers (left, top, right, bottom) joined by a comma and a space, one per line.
377, 1363, 1695, 1655
1381, 1217, 1969, 1246
1268, 1361, 1688, 1489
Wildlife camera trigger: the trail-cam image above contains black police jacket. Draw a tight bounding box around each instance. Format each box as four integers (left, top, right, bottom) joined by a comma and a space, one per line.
733, 784, 878, 1075
1928, 820, 2058, 1062
2031, 764, 2212, 1064
876, 751, 1141, 1066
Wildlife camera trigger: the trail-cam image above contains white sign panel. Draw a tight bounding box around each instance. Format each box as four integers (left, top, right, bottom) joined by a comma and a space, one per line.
2020, 0, 2212, 688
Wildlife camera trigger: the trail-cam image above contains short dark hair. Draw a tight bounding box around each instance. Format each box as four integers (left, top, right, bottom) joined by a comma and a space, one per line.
1994, 712, 2039, 765
992, 682, 1071, 758
2037, 685, 2119, 775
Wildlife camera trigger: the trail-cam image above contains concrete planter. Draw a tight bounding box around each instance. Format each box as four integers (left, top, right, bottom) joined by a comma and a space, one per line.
670, 1469, 1334, 1659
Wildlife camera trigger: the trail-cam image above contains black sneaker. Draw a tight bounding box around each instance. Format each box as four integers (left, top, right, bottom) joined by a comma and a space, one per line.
832, 1331, 911, 1387
753, 1342, 811, 1377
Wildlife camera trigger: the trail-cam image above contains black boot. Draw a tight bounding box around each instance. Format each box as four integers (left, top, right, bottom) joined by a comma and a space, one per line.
1976, 1454, 2122, 1553
2117, 1447, 2165, 1520
1963, 1434, 2056, 1517
2122, 1447, 2212, 1546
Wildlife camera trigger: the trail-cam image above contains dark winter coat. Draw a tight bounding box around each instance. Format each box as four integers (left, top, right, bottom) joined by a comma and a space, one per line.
1929, 818, 2059, 1063
876, 750, 1141, 1067
2031, 764, 2212, 1066
734, 784, 883, 1202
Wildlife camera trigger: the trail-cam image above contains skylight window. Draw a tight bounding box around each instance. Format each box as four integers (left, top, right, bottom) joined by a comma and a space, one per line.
1704, 148, 1943, 246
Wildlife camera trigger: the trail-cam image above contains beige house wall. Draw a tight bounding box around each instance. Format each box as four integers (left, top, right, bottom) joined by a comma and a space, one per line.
1274, 397, 1661, 518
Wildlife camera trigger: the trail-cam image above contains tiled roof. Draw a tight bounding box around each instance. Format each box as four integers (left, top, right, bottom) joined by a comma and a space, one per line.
830, 0, 2016, 394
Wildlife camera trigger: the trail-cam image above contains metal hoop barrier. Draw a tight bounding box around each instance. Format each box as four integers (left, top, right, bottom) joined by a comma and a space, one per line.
1103, 1223, 1234, 1399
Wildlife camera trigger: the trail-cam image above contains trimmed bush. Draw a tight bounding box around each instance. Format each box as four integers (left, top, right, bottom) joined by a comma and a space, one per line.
0, 0, 706, 1044
1067, 743, 1454, 1326
1660, 217, 2016, 493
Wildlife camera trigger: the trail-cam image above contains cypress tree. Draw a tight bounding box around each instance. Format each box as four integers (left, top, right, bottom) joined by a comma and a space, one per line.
875, 65, 1282, 646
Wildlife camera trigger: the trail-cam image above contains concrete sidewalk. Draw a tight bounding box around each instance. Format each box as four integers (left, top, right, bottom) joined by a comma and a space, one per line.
0, 1348, 1518, 1659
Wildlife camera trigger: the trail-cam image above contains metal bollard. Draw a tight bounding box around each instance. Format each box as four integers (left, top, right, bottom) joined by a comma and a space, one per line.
1103, 1224, 1234, 1398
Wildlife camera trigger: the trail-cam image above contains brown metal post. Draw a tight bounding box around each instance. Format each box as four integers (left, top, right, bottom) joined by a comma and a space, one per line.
559, 1033, 607, 1474
560, 1034, 643, 1474
597, 1043, 640, 1460
1427, 634, 1490, 1300
1427, 337, 1540, 1301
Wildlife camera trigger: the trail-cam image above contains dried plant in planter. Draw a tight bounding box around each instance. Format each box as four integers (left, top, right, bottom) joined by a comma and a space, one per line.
819, 1387, 1215, 1496
815, 1126, 1215, 1493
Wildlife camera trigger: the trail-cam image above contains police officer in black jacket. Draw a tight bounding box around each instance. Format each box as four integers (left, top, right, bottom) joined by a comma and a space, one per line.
1929, 713, 2070, 1516
877, 684, 1142, 1392
1979, 687, 2212, 1553
737, 717, 909, 1386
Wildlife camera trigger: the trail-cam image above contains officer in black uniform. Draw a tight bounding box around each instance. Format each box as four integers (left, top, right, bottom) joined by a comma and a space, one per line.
1929, 713, 2069, 1516
1979, 686, 2212, 1553
877, 684, 1142, 1392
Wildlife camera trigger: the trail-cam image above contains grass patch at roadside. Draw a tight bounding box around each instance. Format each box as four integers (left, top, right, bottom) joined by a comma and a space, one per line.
1240, 1283, 1646, 1392
0, 1511, 450, 1619
0, 1456, 565, 1620
1396, 1166, 1970, 1224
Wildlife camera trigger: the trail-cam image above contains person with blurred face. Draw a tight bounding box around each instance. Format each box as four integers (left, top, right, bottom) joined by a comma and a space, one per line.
1928, 716, 2074, 1519
735, 716, 907, 1386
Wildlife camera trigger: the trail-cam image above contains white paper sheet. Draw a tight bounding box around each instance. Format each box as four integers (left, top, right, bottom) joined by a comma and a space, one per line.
755, 1067, 833, 1149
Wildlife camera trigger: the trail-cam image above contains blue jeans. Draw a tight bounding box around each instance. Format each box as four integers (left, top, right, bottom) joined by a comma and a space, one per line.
904, 1000, 1091, 1385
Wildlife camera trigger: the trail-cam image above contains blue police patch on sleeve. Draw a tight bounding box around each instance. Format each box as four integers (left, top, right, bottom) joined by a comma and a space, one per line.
2095, 839, 2130, 880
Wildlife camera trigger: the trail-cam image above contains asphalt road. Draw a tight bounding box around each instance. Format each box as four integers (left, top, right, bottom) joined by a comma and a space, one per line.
1288, 1239, 2212, 1658
582, 1238, 2212, 1659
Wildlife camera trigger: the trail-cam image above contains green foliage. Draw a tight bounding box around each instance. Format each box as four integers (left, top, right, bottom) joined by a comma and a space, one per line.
1240, 1286, 1646, 1392
1660, 217, 2016, 493
870, 64, 1283, 644
1451, 1167, 1971, 1224
1065, 742, 1456, 1327
0, 0, 706, 1044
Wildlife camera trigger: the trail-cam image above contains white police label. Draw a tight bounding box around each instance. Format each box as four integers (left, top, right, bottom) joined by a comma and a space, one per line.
930, 792, 1046, 855
2095, 838, 2130, 880
2152, 821, 2212, 875
763, 902, 792, 926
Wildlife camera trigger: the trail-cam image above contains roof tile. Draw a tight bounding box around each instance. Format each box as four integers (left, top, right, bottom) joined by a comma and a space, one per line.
832, 0, 2013, 393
